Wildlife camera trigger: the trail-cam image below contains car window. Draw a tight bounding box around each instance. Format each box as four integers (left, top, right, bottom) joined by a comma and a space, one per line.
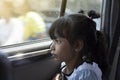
0, 0, 102, 47
0, 0, 61, 46
66, 0, 102, 30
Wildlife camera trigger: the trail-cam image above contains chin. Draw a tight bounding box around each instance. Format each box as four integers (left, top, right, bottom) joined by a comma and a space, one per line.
54, 58, 62, 62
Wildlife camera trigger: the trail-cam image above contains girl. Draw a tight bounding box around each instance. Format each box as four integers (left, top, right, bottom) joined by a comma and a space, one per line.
49, 14, 108, 80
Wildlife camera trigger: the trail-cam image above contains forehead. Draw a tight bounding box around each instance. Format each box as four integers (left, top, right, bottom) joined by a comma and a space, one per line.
54, 32, 61, 38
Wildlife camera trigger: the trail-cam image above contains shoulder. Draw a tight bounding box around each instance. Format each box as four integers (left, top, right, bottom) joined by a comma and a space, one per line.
73, 62, 102, 80
74, 69, 98, 80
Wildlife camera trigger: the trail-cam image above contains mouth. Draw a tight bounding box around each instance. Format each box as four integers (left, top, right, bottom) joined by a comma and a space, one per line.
51, 54, 57, 58
51, 53, 59, 60
51, 53, 62, 62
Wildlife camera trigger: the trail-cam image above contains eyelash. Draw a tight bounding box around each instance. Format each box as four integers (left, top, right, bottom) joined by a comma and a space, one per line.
54, 39, 61, 44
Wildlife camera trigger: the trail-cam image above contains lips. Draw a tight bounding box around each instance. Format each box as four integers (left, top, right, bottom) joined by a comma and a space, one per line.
51, 53, 57, 58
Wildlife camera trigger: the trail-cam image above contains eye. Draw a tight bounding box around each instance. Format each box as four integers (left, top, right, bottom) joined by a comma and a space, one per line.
54, 39, 61, 44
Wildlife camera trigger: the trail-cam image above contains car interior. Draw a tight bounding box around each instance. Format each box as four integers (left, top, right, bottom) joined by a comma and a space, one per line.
0, 0, 119, 80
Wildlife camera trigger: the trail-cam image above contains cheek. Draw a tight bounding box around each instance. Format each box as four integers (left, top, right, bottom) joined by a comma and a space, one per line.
55, 44, 74, 62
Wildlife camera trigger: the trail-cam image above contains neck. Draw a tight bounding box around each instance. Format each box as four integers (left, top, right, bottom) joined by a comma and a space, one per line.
65, 55, 82, 74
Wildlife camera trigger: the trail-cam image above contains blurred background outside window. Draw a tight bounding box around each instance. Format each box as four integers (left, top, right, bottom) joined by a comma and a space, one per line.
0, 0, 102, 46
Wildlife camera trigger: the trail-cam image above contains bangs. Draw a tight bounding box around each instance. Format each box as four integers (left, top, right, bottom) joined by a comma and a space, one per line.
49, 16, 72, 39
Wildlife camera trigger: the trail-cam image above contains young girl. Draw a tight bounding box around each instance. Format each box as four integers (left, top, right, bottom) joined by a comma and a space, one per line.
49, 14, 108, 80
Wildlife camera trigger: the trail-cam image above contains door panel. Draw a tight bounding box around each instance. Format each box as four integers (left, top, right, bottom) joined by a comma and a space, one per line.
12, 53, 60, 80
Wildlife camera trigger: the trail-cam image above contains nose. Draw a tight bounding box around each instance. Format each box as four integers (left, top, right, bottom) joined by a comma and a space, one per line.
50, 42, 55, 51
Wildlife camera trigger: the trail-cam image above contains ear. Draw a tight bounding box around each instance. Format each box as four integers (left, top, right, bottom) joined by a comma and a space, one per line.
74, 39, 84, 52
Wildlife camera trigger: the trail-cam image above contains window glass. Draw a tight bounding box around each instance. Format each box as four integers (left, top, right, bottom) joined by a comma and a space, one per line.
0, 0, 61, 46
0, 0, 102, 46
66, 0, 102, 30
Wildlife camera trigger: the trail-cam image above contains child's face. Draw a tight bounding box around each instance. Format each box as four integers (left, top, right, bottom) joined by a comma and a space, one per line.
50, 37, 75, 63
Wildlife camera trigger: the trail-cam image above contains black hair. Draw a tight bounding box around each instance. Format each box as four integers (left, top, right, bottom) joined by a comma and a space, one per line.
49, 13, 108, 76
88, 10, 100, 19
78, 10, 85, 14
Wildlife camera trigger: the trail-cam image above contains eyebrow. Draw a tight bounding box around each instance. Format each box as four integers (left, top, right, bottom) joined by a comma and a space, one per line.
54, 33, 61, 38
